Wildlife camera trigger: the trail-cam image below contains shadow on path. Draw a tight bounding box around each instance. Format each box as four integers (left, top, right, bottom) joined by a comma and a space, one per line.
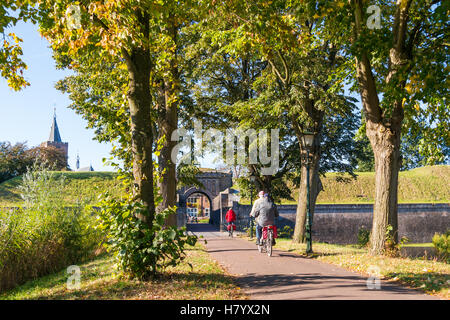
186, 222, 438, 300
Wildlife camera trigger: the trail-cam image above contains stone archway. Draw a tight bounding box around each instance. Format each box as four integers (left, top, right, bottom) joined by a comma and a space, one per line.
176, 169, 233, 226
180, 187, 214, 223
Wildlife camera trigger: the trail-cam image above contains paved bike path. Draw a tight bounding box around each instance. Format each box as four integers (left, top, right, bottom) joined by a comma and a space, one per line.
187, 224, 438, 300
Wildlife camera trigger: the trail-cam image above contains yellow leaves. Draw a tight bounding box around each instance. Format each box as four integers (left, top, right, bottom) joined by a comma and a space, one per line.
8, 33, 22, 44
405, 83, 413, 94
399, 0, 409, 10
1, 34, 29, 91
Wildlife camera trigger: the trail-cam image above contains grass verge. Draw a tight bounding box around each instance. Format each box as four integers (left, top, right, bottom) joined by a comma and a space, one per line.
0, 242, 247, 300
243, 237, 449, 299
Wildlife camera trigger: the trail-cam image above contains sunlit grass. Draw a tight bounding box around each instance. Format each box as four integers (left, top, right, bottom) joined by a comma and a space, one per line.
242, 236, 449, 299
0, 243, 247, 300
0, 171, 123, 207
238, 165, 450, 204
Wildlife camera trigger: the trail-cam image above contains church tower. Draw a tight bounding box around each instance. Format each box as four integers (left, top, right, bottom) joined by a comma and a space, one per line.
41, 109, 68, 167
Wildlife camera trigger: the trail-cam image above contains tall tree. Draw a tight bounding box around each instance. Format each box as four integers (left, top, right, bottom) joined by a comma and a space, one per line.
153, 2, 201, 225
38, 1, 164, 227
186, 1, 362, 244
208, 0, 360, 243
320, 0, 448, 254
52, 2, 203, 227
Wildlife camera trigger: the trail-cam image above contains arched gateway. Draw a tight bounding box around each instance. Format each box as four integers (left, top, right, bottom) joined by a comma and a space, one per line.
177, 169, 233, 225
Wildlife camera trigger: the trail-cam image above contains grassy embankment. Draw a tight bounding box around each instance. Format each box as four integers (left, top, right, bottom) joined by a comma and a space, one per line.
238, 165, 450, 204
1, 166, 449, 207
0, 243, 246, 300
0, 171, 123, 207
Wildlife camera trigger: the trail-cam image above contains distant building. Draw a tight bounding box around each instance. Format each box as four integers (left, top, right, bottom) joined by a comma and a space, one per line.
41, 110, 94, 171
40, 110, 68, 167
77, 164, 95, 172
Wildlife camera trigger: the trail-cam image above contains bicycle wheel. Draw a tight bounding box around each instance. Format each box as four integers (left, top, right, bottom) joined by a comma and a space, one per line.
266, 231, 273, 257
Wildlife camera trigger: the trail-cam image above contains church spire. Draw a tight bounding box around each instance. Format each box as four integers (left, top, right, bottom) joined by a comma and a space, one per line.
49, 109, 62, 143
76, 151, 80, 170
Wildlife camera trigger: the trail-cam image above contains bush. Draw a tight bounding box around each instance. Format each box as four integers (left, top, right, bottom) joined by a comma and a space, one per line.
279, 225, 294, 238
97, 194, 197, 279
384, 225, 410, 257
0, 163, 102, 292
432, 230, 449, 263
244, 222, 256, 238
357, 226, 370, 248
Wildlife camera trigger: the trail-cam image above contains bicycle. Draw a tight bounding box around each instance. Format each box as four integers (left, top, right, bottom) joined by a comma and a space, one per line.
227, 222, 236, 237
258, 225, 274, 257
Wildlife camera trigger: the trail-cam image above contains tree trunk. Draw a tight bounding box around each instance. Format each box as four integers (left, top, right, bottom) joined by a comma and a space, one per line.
352, 0, 411, 255
292, 150, 321, 243
366, 119, 402, 255
125, 47, 155, 227
291, 105, 323, 244
156, 84, 178, 226
156, 17, 180, 227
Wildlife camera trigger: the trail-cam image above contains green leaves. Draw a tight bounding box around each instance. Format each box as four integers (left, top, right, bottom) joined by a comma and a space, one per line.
0, 32, 29, 90
0, 0, 40, 90
97, 196, 197, 279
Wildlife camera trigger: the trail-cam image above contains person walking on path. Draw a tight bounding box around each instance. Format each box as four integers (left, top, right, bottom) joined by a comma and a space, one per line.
250, 191, 279, 245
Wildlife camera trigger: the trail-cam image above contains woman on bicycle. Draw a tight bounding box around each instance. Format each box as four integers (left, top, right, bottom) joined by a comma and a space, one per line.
250, 191, 278, 246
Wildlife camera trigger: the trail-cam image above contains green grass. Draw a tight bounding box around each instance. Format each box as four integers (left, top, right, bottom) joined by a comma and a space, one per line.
0, 243, 247, 300
315, 165, 450, 204
3, 166, 448, 206
0, 171, 123, 207
239, 165, 450, 204
402, 243, 433, 248
251, 238, 449, 299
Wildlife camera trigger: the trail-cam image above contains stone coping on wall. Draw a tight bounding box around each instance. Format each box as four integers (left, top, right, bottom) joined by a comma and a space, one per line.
235, 203, 450, 214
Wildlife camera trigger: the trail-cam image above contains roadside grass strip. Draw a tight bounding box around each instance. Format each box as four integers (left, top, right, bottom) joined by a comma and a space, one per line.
0, 243, 247, 300
243, 237, 449, 299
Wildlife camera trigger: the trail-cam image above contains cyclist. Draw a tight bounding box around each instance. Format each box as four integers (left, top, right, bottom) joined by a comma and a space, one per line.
225, 208, 237, 236
250, 191, 278, 246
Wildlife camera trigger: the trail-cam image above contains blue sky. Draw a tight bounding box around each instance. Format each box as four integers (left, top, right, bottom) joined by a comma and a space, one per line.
0, 21, 115, 171
0, 21, 219, 172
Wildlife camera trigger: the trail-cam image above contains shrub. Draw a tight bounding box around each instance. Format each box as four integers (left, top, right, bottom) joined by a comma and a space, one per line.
357, 226, 370, 248
432, 230, 449, 263
244, 222, 256, 238
97, 194, 197, 279
0, 162, 102, 292
279, 225, 294, 238
384, 225, 410, 257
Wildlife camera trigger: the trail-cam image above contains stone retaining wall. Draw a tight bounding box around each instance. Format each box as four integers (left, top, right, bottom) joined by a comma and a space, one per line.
225, 203, 449, 244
